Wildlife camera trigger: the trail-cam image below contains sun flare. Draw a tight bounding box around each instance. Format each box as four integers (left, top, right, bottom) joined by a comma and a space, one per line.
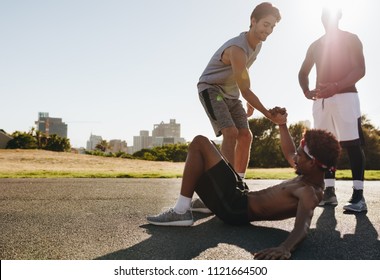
301, 0, 369, 31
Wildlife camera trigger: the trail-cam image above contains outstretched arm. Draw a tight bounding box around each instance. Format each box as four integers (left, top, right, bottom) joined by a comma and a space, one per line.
228, 46, 286, 125
269, 107, 296, 168
279, 123, 296, 168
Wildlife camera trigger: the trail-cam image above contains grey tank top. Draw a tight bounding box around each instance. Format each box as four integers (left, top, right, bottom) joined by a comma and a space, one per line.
197, 32, 262, 99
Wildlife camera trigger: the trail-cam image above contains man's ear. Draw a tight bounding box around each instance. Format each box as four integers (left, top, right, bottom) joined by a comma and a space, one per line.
310, 159, 319, 170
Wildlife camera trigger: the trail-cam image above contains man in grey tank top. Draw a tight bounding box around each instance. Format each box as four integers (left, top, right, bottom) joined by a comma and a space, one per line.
198, 2, 286, 180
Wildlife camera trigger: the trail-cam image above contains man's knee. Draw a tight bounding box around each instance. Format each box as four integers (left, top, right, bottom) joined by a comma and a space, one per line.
222, 127, 239, 141
190, 135, 210, 150
238, 128, 253, 144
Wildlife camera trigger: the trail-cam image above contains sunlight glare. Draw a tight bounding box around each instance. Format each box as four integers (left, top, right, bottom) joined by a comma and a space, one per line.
305, 0, 367, 31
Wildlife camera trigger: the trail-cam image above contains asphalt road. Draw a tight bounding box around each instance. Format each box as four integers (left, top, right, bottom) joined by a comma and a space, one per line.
0, 178, 379, 260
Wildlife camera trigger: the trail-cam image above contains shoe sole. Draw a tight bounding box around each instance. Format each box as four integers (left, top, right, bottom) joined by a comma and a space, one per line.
342, 206, 368, 212
147, 220, 194, 226
318, 201, 338, 206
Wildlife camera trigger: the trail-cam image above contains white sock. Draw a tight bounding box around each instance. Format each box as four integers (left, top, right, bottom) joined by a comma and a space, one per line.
324, 179, 335, 188
174, 195, 191, 214
238, 172, 245, 179
353, 180, 364, 190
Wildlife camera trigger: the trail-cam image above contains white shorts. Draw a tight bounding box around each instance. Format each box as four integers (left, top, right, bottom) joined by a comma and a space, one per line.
313, 93, 361, 143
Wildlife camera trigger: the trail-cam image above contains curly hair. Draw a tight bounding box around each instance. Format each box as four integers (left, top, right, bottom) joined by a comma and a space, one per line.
304, 129, 341, 170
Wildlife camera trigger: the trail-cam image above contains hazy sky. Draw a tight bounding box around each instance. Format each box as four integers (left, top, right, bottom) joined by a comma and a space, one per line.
1, 0, 379, 148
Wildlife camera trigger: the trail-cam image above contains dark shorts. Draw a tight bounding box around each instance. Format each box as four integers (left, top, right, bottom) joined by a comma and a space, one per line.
195, 160, 250, 225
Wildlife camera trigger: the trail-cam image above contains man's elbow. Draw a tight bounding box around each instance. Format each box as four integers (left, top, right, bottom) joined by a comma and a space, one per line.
298, 69, 308, 82
287, 156, 296, 168
361, 66, 366, 79
240, 89, 251, 99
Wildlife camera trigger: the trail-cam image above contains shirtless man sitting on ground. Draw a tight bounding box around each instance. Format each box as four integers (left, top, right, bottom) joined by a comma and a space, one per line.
147, 108, 341, 259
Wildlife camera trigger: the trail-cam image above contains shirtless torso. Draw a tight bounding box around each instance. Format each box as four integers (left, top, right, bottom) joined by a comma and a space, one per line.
311, 30, 363, 93
247, 176, 324, 221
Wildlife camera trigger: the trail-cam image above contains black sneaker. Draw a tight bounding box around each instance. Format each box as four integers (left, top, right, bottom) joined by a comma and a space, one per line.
343, 189, 367, 212
319, 187, 338, 206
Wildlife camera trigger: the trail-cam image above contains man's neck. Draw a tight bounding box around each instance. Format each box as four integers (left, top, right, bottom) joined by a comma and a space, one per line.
325, 27, 341, 36
246, 31, 260, 49
300, 174, 324, 189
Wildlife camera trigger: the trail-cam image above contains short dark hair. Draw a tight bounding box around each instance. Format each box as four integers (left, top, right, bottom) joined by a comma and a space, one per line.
304, 129, 341, 171
250, 2, 281, 23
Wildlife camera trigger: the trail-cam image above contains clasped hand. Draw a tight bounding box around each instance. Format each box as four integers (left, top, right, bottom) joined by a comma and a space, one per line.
306, 82, 339, 100
269, 106, 287, 125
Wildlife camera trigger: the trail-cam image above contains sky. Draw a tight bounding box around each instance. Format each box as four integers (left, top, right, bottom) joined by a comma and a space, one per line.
1, 0, 379, 148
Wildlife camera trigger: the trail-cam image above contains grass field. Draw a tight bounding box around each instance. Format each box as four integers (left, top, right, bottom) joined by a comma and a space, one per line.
1, 149, 379, 180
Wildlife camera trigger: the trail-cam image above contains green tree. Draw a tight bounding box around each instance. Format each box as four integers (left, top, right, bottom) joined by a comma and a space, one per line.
44, 134, 71, 152
248, 118, 286, 168
6, 131, 37, 149
34, 130, 48, 149
289, 122, 307, 147
133, 148, 154, 159
154, 144, 188, 162
362, 116, 380, 169
95, 140, 109, 152
337, 115, 380, 170
133, 143, 189, 162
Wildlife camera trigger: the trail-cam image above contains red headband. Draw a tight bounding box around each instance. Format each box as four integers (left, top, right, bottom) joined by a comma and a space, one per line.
301, 138, 336, 172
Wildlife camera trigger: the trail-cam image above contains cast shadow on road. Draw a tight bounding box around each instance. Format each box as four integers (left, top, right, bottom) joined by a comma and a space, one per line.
95, 213, 289, 260
96, 210, 379, 260
294, 206, 380, 260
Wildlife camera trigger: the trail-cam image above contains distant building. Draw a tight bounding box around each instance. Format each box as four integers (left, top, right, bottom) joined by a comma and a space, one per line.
152, 119, 181, 138
35, 112, 68, 138
131, 119, 185, 153
0, 129, 13, 149
86, 134, 103, 150
108, 139, 128, 153
151, 119, 185, 147
133, 130, 152, 153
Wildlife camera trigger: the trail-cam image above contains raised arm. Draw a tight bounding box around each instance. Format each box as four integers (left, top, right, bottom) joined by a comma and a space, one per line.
279, 123, 296, 168
269, 107, 296, 167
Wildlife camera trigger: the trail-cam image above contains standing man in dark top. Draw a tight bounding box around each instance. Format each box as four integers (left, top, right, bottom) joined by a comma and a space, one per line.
298, 7, 367, 212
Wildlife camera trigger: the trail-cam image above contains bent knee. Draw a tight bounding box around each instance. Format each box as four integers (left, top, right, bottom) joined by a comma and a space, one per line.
222, 127, 239, 140
190, 135, 210, 149
238, 128, 252, 142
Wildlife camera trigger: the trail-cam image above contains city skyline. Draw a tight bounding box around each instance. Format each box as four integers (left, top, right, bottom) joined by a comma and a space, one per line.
1, 0, 379, 148
0, 112, 185, 150
1, 112, 312, 149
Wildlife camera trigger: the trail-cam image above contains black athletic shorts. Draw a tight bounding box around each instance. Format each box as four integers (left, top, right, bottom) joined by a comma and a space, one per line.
195, 160, 250, 226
